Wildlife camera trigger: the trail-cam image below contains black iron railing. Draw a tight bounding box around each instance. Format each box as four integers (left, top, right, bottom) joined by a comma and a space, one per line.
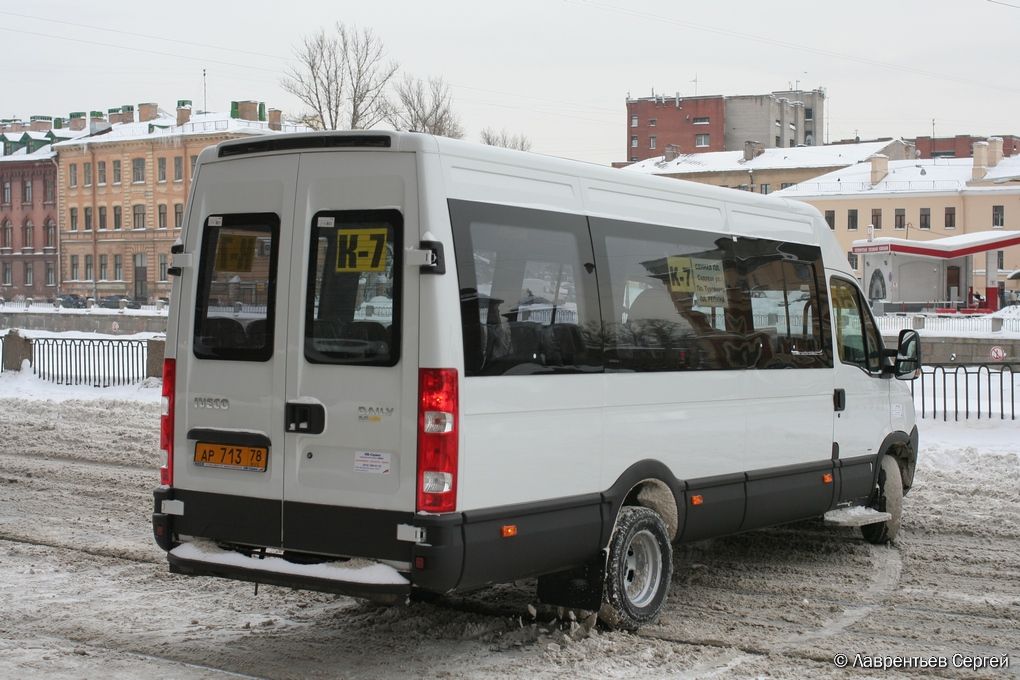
31, 337, 148, 386
912, 363, 1018, 421
0, 335, 5, 374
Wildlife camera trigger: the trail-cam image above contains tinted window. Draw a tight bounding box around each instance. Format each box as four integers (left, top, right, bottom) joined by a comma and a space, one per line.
450, 200, 602, 376
305, 210, 401, 366
831, 277, 882, 372
194, 213, 278, 361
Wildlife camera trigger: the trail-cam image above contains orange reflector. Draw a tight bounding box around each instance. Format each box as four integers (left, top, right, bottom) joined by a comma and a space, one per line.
691, 494, 704, 506
822, 473, 834, 485
501, 524, 518, 538
414, 556, 426, 570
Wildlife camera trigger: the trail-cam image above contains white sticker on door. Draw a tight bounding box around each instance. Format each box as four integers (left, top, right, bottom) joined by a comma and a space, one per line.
354, 450, 392, 474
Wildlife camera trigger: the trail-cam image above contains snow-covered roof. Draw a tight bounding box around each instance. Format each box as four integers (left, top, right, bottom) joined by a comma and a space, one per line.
851, 230, 1020, 258
775, 155, 1020, 197
0, 143, 54, 162
621, 140, 899, 176
51, 111, 303, 148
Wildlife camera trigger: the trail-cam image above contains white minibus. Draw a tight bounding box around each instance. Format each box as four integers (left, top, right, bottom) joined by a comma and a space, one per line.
153, 132, 920, 629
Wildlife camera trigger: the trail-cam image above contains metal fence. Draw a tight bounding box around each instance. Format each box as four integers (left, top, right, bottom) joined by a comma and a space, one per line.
31, 337, 148, 386
0, 335, 4, 374
912, 363, 1018, 421
876, 315, 1020, 335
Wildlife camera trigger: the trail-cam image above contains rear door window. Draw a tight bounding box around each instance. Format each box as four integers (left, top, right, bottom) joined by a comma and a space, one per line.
304, 210, 401, 366
193, 213, 279, 361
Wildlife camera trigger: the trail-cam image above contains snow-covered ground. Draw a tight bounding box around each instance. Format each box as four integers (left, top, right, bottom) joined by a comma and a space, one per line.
0, 384, 1017, 678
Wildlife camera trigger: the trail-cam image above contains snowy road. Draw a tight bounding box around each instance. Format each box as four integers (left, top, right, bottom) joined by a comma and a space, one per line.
1, 397, 1018, 679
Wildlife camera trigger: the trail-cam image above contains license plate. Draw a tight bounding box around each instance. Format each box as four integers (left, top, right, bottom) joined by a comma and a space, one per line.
194, 442, 268, 472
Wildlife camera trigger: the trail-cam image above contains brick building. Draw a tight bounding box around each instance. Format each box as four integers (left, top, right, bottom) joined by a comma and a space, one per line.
623, 88, 826, 163
0, 146, 59, 300
913, 134, 1020, 159
53, 100, 299, 302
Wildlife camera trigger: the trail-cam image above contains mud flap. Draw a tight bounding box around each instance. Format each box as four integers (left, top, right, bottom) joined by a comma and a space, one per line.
536, 551, 605, 611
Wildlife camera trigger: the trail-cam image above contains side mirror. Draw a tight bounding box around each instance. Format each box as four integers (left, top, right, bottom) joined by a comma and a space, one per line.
894, 329, 921, 380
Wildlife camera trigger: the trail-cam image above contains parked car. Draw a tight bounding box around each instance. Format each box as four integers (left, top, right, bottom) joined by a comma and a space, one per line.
55, 294, 86, 308
98, 295, 142, 309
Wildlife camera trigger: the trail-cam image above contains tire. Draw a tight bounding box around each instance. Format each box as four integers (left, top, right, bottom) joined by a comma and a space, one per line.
861, 455, 903, 544
599, 506, 673, 630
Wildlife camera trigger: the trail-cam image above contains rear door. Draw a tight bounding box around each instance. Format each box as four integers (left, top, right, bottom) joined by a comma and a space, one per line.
281, 151, 420, 557
175, 154, 298, 546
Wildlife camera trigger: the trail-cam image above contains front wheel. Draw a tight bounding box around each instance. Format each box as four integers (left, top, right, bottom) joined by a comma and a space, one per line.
862, 455, 903, 544
599, 506, 673, 630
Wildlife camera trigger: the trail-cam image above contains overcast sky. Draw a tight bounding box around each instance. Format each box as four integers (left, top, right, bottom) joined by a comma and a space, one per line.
2, 0, 1017, 165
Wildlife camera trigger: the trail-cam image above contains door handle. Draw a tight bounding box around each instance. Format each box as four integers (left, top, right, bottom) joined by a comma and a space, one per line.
833, 388, 846, 412
285, 401, 326, 435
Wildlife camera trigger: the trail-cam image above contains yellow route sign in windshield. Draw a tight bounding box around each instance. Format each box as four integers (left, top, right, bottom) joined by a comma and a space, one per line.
336, 228, 388, 272
215, 234, 256, 272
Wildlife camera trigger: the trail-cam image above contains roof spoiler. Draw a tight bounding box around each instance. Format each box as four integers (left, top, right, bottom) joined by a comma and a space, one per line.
218, 134, 392, 158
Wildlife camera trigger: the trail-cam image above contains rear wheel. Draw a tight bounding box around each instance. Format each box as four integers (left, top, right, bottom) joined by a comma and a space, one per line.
862, 455, 903, 544
599, 506, 672, 630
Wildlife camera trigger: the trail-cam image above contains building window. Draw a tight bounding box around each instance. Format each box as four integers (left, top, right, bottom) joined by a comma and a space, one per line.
84, 162, 92, 187
894, 208, 905, 229
695, 133, 710, 147
98, 161, 106, 185
2, 263, 10, 286
174, 156, 183, 182
46, 261, 55, 286
997, 250, 1005, 270
824, 210, 835, 230
44, 177, 54, 203
920, 207, 931, 230
84, 207, 93, 231
45, 220, 55, 247
70, 207, 78, 231
1, 180, 9, 204
70, 255, 79, 280
113, 160, 122, 184
3, 220, 12, 248
945, 206, 956, 229
114, 254, 123, 280
993, 205, 1004, 228
775, 119, 781, 127
158, 204, 167, 229
630, 115, 638, 128
114, 206, 122, 230
871, 208, 882, 230
648, 118, 656, 127
22, 178, 32, 204
759, 183, 770, 195
780, 182, 793, 189
99, 206, 107, 230
100, 254, 108, 280
848, 252, 859, 269
159, 253, 169, 282
190, 155, 197, 176
69, 164, 78, 188
649, 136, 656, 150
24, 262, 33, 286
158, 157, 167, 183
23, 222, 33, 248
805, 107, 813, 121
847, 209, 859, 230
85, 254, 93, 281
630, 136, 638, 148
174, 203, 183, 228
789, 138, 795, 147
132, 158, 145, 183
133, 204, 145, 229
693, 117, 710, 125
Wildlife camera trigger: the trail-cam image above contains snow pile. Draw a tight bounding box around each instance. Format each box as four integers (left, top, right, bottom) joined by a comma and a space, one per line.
0, 360, 160, 403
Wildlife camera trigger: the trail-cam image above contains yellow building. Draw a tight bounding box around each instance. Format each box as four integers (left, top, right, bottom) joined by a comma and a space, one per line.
775, 138, 1020, 302
53, 101, 295, 302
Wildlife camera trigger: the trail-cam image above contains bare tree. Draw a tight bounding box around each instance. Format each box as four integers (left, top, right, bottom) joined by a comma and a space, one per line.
282, 22, 397, 130
388, 75, 464, 138
480, 127, 532, 152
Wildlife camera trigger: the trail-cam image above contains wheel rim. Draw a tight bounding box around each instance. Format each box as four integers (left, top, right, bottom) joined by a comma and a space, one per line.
623, 529, 662, 608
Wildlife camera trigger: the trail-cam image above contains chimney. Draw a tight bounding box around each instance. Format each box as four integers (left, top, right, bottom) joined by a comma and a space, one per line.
138, 102, 159, 122
176, 99, 193, 126
988, 137, 1003, 167
29, 116, 53, 132
973, 141, 988, 180
107, 108, 123, 124
663, 144, 680, 162
237, 100, 259, 121
89, 110, 105, 127
869, 154, 889, 184
268, 108, 282, 131
743, 140, 764, 161
121, 104, 135, 123
68, 111, 87, 131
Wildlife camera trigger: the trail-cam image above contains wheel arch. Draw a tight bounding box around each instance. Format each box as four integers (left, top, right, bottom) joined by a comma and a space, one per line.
874, 426, 918, 496
603, 460, 684, 542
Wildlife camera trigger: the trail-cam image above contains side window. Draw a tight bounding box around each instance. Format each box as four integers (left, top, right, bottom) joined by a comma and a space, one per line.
305, 210, 401, 366
450, 199, 602, 376
738, 237, 832, 369
194, 214, 279, 361
590, 217, 742, 371
830, 277, 882, 372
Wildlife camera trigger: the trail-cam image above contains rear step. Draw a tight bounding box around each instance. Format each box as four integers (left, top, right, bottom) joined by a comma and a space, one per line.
823, 507, 892, 527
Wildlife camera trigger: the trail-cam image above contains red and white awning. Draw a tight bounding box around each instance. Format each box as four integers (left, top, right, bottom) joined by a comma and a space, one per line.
851, 230, 1020, 258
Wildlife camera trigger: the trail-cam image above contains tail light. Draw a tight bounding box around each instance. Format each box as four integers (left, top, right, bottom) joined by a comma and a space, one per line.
159, 358, 176, 486
417, 368, 458, 513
